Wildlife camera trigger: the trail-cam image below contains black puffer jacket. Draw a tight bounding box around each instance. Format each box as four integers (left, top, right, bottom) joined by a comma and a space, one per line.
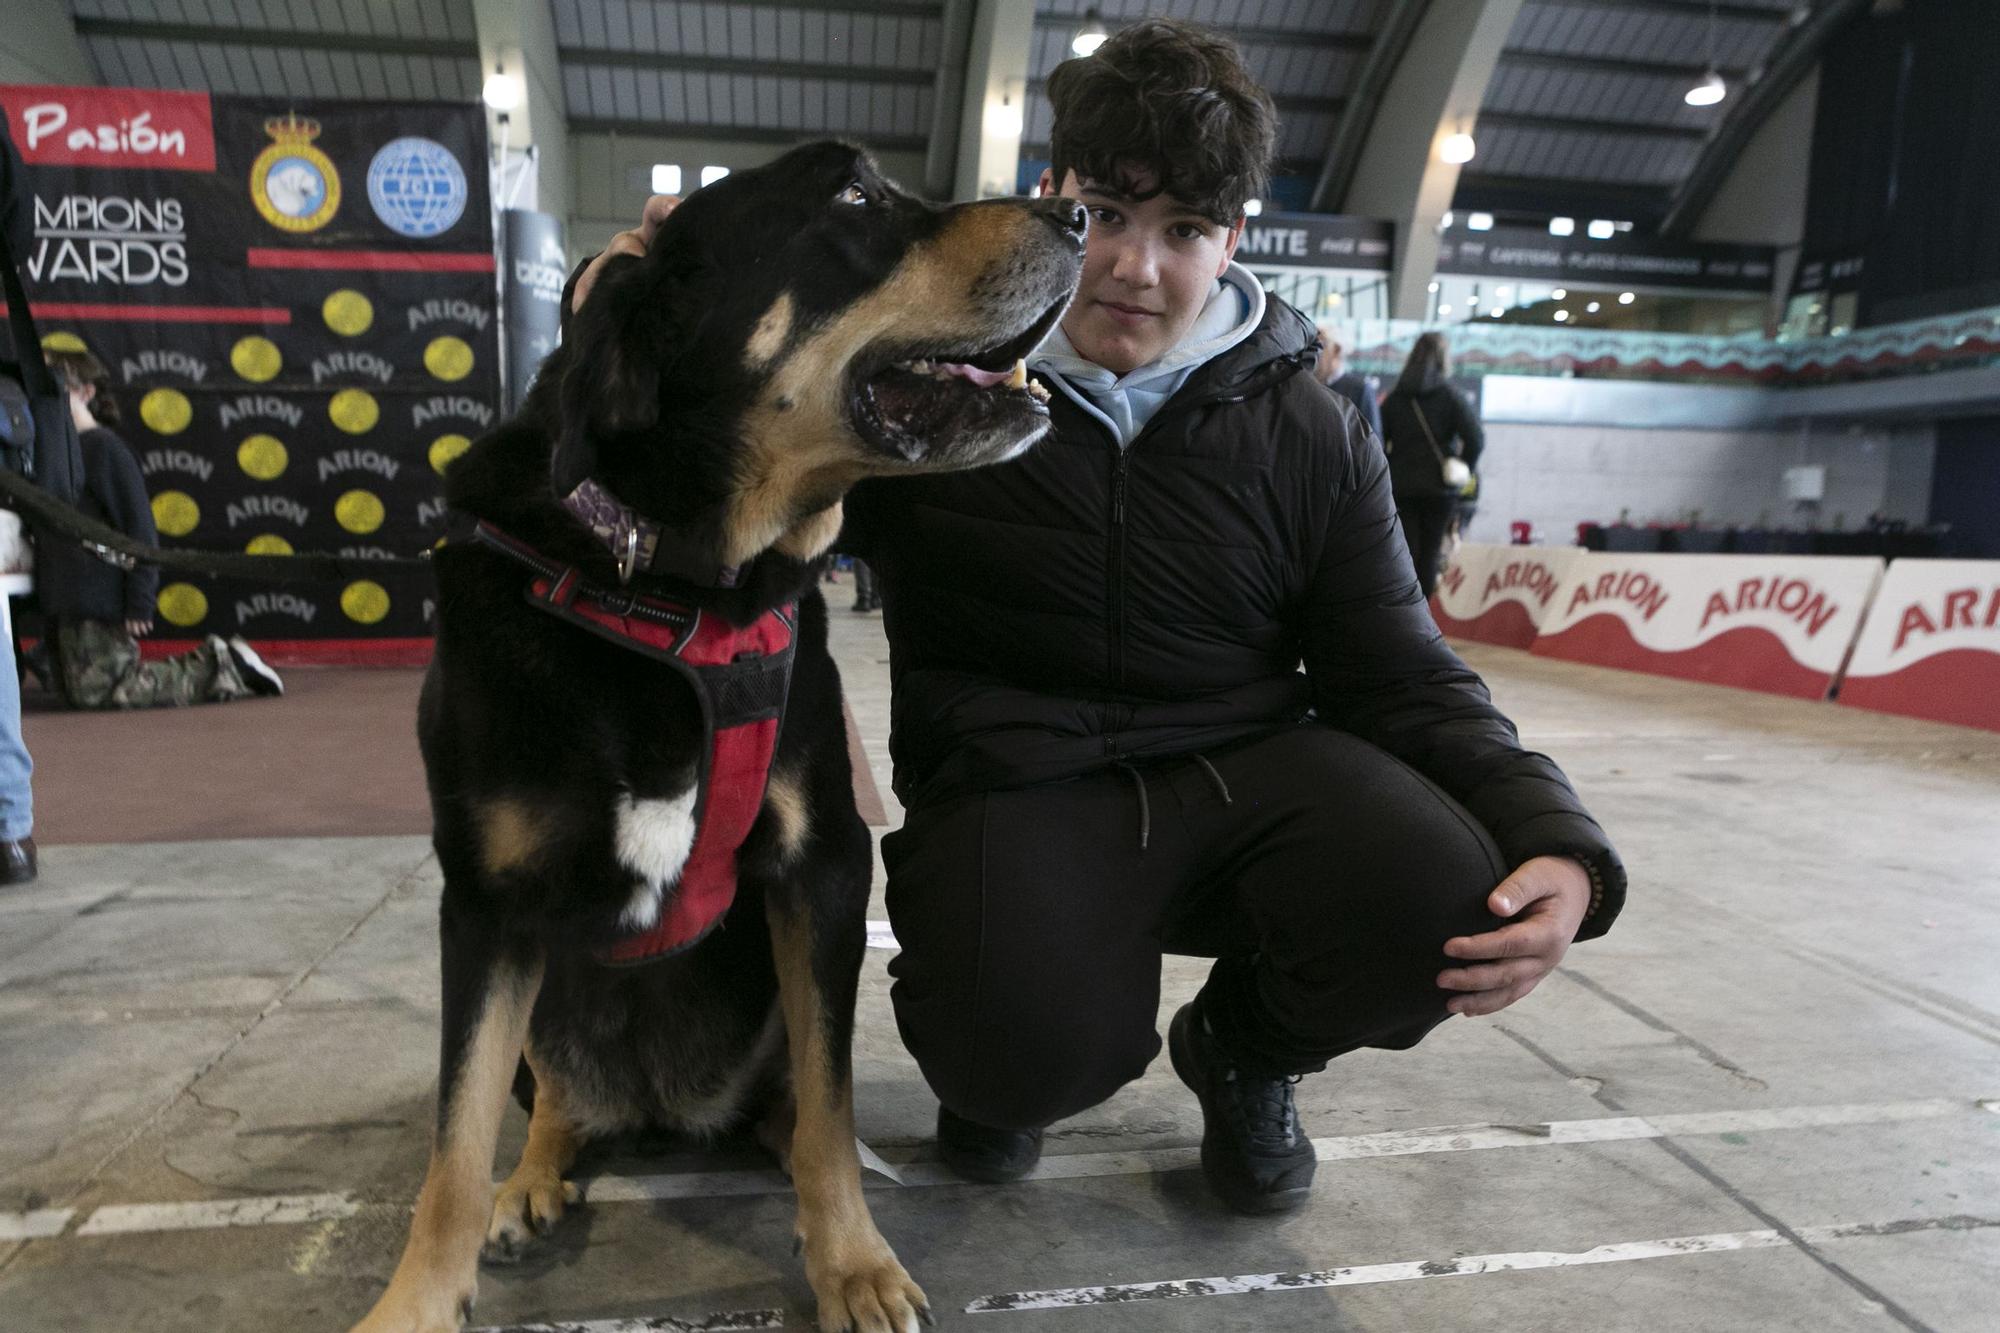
845, 299, 1624, 934
40, 426, 160, 622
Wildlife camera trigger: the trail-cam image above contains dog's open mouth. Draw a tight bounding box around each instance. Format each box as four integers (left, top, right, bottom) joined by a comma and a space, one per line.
853, 296, 1068, 456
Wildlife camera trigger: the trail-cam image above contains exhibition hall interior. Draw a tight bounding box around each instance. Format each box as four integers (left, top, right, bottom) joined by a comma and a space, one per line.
0, 1, 1995, 1330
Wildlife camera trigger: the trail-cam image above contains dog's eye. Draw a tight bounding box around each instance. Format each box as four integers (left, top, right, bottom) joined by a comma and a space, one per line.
836, 182, 869, 207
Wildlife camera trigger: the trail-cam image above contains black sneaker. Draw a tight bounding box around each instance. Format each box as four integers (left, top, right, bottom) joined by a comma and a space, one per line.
1168, 1001, 1316, 1214
225, 636, 284, 697
936, 1105, 1043, 1183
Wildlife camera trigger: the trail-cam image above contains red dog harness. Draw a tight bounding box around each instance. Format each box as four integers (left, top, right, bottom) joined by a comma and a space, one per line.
467, 521, 796, 965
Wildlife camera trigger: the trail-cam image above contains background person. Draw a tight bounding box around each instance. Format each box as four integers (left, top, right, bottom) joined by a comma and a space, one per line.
0, 115, 35, 883
1313, 320, 1382, 441
1381, 332, 1483, 596
38, 346, 283, 709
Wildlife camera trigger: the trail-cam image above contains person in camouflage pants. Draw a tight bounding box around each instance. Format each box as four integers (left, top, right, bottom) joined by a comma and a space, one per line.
38, 346, 284, 710
50, 619, 254, 708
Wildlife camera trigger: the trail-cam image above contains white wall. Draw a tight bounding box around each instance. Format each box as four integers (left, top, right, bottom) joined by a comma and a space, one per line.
1469, 421, 1937, 545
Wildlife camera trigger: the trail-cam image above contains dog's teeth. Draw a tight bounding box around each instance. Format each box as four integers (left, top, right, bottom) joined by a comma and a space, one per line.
1004, 358, 1028, 390
908, 359, 932, 374
1027, 377, 1051, 403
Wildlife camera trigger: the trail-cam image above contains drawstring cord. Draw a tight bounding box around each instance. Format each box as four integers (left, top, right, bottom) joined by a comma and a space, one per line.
1115, 762, 1151, 851
1115, 753, 1231, 852
1192, 753, 1233, 805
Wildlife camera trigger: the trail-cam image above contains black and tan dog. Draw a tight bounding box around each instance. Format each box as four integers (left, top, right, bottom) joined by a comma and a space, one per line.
351, 142, 1083, 1333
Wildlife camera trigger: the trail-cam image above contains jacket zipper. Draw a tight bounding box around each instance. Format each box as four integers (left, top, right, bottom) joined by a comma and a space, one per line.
1108, 449, 1130, 691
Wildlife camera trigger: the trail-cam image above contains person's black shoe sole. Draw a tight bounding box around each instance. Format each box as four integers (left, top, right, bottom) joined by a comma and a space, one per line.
1168, 1005, 1314, 1216
936, 1106, 1043, 1183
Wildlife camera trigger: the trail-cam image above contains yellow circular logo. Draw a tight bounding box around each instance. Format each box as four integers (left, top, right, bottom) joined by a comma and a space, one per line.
139, 387, 193, 436
150, 490, 200, 537
341, 580, 390, 625
237, 434, 289, 480
230, 335, 283, 383
250, 114, 341, 234
423, 335, 474, 382
328, 388, 379, 434
334, 489, 385, 534
157, 582, 209, 627
245, 533, 294, 556
322, 288, 374, 336
429, 433, 472, 474
40, 331, 87, 354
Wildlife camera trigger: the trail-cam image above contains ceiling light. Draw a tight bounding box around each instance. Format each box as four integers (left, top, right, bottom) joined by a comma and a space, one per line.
1323, 292, 1343, 307
1490, 306, 1505, 318
700, 164, 730, 187
1586, 301, 1601, 313
1072, 9, 1109, 57
1685, 71, 1727, 106
1243, 198, 1263, 217
1440, 210, 1454, 229
1554, 309, 1570, 322
1428, 281, 1440, 293
482, 66, 523, 112
1439, 132, 1476, 165
1587, 218, 1616, 239
1438, 304, 1452, 316
651, 163, 682, 195
1548, 216, 1575, 237
1497, 285, 1515, 303
1619, 291, 1635, 305
1552, 287, 1567, 300
1468, 212, 1494, 231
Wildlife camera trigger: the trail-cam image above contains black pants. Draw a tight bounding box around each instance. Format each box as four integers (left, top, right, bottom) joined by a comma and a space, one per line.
884, 726, 1507, 1132
1396, 495, 1457, 598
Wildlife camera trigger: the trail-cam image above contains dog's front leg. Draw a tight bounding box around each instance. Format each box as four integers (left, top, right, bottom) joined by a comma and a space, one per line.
767, 902, 930, 1333
353, 902, 544, 1333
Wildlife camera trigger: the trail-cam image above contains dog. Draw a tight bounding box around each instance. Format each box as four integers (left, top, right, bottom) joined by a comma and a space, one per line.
348, 141, 1083, 1333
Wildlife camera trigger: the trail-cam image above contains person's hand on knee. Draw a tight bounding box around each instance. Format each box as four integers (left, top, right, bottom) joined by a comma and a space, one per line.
571, 193, 680, 312
1436, 856, 1591, 1016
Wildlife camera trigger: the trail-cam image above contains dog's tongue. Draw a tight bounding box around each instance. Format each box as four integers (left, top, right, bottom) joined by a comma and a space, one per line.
937, 361, 1010, 389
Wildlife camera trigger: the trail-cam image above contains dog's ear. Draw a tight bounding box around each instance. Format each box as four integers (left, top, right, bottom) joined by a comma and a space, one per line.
552, 252, 704, 495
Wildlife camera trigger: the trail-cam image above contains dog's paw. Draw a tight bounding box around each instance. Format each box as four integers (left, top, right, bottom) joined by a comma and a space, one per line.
480, 1171, 581, 1265
348, 1280, 476, 1333
803, 1237, 932, 1333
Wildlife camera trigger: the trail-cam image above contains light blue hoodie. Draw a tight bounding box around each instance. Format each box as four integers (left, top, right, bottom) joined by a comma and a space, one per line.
1029, 261, 1267, 449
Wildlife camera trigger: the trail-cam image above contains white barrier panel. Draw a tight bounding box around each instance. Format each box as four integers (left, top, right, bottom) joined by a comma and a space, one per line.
1838, 560, 2000, 732
1431, 545, 1585, 648
1531, 553, 1884, 700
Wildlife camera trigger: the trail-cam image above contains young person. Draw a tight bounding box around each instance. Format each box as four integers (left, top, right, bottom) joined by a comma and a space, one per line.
38, 346, 283, 709
582, 20, 1624, 1216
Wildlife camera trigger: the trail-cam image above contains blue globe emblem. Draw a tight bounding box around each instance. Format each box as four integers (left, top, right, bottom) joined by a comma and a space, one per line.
366, 137, 469, 238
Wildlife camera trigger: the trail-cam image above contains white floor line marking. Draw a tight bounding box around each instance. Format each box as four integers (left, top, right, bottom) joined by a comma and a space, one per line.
963, 1214, 2000, 1313
44, 1097, 1993, 1237
76, 1192, 358, 1236
0, 1209, 73, 1241
472, 1313, 784, 1332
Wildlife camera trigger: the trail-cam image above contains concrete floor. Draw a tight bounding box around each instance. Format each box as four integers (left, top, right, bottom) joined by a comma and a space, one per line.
2, 611, 1996, 1332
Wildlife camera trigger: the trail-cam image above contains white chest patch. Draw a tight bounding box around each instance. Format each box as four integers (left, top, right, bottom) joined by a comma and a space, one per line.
614, 789, 698, 930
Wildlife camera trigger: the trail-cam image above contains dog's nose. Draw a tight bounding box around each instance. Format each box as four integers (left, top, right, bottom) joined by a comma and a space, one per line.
1039, 197, 1088, 248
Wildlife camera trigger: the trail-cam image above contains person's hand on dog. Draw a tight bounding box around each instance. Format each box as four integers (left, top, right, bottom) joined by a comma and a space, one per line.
125, 617, 152, 639
572, 193, 680, 312
1438, 855, 1591, 1016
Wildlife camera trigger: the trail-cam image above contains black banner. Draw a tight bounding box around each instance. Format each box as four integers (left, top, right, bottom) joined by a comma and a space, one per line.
501, 208, 564, 415
1435, 226, 1775, 294
0, 83, 499, 644
1233, 212, 1394, 272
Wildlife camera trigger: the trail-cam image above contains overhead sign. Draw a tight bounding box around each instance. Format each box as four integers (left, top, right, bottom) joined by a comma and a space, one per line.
1436, 226, 1775, 294
1531, 553, 1884, 699
1431, 544, 1584, 648
1233, 212, 1393, 272
1838, 560, 2000, 732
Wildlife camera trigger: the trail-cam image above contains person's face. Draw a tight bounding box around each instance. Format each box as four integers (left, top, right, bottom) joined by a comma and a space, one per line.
1039, 167, 1242, 376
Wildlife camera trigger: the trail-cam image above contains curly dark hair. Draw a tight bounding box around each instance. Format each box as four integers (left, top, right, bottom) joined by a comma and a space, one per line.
1046, 18, 1277, 225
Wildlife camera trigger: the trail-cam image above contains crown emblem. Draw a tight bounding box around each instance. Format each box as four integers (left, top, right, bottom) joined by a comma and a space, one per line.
263, 113, 323, 145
